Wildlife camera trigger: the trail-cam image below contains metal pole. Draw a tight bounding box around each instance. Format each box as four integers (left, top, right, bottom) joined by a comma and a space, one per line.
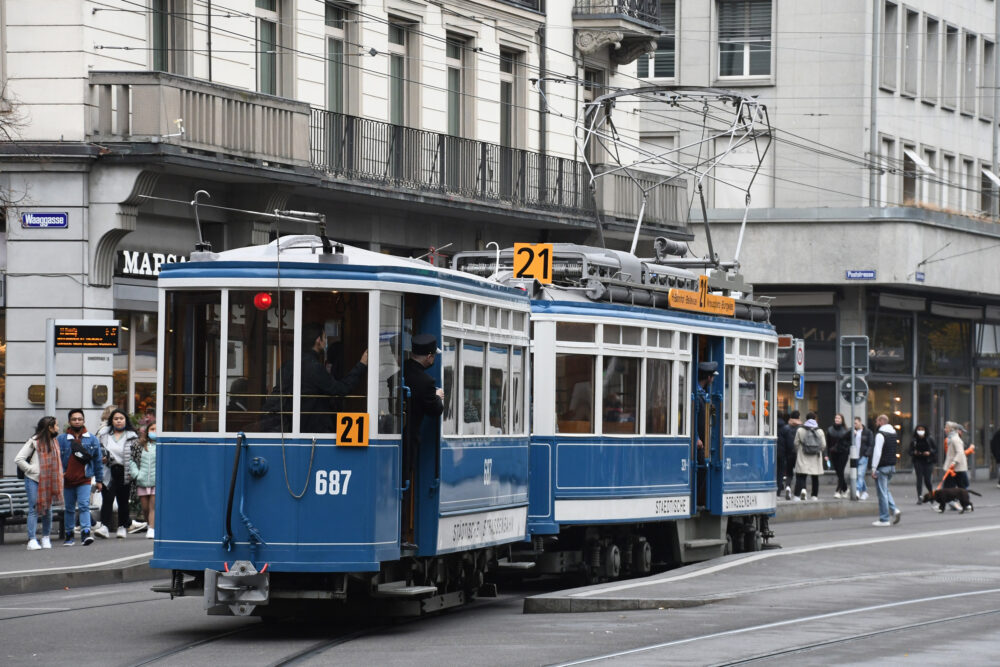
869, 0, 880, 206
849, 344, 857, 500
45, 319, 56, 417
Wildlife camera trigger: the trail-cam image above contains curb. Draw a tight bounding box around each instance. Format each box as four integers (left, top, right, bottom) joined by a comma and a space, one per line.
0, 559, 169, 596
775, 498, 877, 522
524, 595, 715, 613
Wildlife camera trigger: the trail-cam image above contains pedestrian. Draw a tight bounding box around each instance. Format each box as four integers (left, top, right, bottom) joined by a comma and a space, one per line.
793, 412, 826, 501
129, 421, 157, 539
871, 414, 902, 526
780, 410, 802, 499
14, 416, 64, 550
853, 417, 874, 500
942, 421, 970, 491
991, 427, 1000, 488
776, 411, 788, 498
97, 409, 147, 538
826, 413, 851, 498
57, 408, 104, 546
909, 424, 937, 503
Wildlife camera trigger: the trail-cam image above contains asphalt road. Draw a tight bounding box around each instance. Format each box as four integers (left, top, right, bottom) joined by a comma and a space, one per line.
1, 498, 998, 666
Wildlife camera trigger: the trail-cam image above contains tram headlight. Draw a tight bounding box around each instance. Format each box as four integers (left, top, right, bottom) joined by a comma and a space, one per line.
253, 292, 273, 310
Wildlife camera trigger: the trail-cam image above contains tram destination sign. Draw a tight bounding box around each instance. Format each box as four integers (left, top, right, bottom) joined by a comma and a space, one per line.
53, 320, 120, 352
668, 275, 735, 317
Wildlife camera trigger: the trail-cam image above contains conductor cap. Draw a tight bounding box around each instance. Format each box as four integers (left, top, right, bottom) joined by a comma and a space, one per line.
412, 333, 440, 356
698, 361, 719, 376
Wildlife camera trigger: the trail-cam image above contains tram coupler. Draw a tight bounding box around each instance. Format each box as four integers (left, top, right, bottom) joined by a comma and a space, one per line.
205, 560, 270, 616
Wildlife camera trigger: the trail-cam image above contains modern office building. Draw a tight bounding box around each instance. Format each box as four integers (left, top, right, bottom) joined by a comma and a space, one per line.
637, 0, 1000, 471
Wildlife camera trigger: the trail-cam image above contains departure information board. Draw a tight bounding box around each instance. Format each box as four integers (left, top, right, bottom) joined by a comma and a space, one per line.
53, 321, 120, 351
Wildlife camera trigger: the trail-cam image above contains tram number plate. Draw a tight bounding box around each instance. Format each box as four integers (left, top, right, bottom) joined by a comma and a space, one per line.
513, 243, 553, 284
336, 412, 369, 447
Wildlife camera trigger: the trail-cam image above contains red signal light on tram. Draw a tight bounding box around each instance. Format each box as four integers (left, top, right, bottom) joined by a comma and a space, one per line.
253, 292, 273, 310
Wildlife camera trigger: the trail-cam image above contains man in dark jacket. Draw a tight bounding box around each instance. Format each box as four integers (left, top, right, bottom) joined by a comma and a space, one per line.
278, 322, 367, 433
776, 412, 788, 498
991, 428, 1000, 488
403, 334, 445, 469
779, 410, 802, 499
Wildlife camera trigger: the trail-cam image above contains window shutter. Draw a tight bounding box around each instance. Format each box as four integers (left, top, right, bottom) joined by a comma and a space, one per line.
719, 0, 771, 42
661, 0, 675, 34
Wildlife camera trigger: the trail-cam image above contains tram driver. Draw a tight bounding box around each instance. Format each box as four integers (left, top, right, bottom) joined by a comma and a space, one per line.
695, 361, 718, 506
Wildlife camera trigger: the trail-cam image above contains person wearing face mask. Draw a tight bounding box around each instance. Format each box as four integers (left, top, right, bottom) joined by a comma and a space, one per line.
909, 424, 937, 503
98, 409, 146, 538
57, 408, 104, 546
129, 422, 157, 539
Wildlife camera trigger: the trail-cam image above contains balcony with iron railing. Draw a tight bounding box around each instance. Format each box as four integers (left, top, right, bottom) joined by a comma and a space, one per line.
572, 0, 664, 65
86, 71, 686, 230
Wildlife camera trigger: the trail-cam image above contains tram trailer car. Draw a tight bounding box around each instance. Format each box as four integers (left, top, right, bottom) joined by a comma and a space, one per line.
151, 236, 533, 617
454, 244, 779, 582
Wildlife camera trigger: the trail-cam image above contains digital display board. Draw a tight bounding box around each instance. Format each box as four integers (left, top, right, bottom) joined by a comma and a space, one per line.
54, 323, 120, 350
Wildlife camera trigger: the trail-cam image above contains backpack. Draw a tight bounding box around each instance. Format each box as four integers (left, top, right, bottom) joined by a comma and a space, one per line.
800, 427, 824, 456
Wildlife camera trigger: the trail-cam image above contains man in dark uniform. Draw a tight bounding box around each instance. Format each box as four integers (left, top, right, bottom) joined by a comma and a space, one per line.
273, 322, 367, 432
694, 361, 718, 507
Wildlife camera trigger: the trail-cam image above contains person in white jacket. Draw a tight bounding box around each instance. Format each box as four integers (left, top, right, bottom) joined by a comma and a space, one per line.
129, 423, 157, 539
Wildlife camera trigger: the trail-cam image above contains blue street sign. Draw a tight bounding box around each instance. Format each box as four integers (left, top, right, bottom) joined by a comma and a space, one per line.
21, 212, 68, 228
795, 373, 805, 400
845, 269, 876, 280
915, 271, 925, 282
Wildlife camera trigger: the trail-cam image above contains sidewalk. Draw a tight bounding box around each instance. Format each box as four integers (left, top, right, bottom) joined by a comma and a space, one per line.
0, 529, 165, 595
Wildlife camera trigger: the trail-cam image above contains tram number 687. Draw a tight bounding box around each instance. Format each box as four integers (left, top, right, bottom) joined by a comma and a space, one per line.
316, 470, 352, 495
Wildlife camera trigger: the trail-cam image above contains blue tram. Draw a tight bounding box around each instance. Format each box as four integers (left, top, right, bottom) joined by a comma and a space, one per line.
152, 236, 777, 617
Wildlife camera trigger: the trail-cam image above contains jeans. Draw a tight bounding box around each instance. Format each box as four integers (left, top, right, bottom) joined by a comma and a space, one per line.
875, 465, 898, 522
64, 483, 93, 535
857, 456, 869, 494
24, 478, 53, 540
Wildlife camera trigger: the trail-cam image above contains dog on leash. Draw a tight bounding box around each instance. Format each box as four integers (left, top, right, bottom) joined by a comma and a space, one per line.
921, 487, 981, 513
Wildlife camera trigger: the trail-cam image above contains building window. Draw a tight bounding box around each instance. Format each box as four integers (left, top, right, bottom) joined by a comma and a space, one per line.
902, 145, 917, 204
942, 153, 956, 209
962, 32, 977, 115
921, 148, 937, 205
325, 2, 350, 114
963, 158, 976, 212
901, 9, 919, 96
499, 49, 524, 148
113, 312, 159, 418
879, 136, 895, 205
982, 39, 995, 120
638, 0, 676, 79
918, 316, 971, 377
388, 17, 416, 126
923, 16, 939, 103
943, 25, 959, 109
868, 309, 913, 376
980, 165, 995, 214
150, 0, 188, 74
583, 68, 606, 164
256, 0, 279, 95
718, 0, 771, 78
880, 1, 899, 90
446, 33, 466, 137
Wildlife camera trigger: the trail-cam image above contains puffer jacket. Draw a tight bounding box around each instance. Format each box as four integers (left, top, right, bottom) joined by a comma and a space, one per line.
99, 429, 137, 484
129, 441, 157, 489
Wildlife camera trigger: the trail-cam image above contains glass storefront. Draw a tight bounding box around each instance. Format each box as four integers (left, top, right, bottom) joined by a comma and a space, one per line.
867, 380, 913, 468
777, 380, 836, 426
114, 311, 158, 419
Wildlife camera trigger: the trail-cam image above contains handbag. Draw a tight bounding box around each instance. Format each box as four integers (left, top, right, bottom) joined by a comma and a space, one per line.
16, 448, 34, 480
70, 437, 93, 464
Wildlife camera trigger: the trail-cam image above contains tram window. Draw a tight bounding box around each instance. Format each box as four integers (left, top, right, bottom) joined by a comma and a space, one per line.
725, 365, 734, 434
677, 332, 689, 352
378, 293, 403, 435
512, 311, 525, 333
676, 362, 688, 435
558, 322, 594, 342
604, 325, 619, 344
739, 339, 749, 356
441, 337, 458, 435
738, 366, 759, 436
556, 354, 594, 433
462, 304, 474, 325
622, 326, 641, 346
164, 290, 221, 432
226, 290, 294, 433
462, 343, 484, 434
763, 369, 774, 436
657, 330, 673, 349
603, 356, 639, 435
443, 299, 458, 323
646, 359, 671, 435
747, 340, 761, 357
512, 347, 525, 434
501, 310, 510, 330
300, 291, 369, 432
476, 307, 486, 327
489, 308, 499, 329
489, 345, 509, 434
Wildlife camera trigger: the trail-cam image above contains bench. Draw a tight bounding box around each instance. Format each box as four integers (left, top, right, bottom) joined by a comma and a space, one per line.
0, 477, 67, 544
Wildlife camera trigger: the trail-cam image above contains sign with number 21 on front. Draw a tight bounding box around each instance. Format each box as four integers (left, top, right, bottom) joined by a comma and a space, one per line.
513, 243, 553, 284
336, 413, 369, 447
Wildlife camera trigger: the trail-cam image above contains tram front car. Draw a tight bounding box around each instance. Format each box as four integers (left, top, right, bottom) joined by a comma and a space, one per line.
150, 237, 532, 617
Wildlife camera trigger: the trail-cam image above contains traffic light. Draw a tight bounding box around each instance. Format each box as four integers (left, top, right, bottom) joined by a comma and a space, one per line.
792, 374, 801, 391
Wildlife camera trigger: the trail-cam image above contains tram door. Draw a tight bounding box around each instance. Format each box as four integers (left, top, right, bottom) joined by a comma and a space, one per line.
401, 295, 442, 548
692, 335, 724, 510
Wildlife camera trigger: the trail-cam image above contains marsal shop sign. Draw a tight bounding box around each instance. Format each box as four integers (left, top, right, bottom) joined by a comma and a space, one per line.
117, 250, 187, 277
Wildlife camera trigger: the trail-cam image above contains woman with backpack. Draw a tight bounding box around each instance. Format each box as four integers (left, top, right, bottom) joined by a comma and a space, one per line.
826, 413, 852, 499
793, 412, 827, 500
14, 416, 64, 550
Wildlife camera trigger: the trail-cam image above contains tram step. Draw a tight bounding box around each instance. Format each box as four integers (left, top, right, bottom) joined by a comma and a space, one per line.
496, 560, 536, 570
683, 538, 728, 549
373, 582, 439, 598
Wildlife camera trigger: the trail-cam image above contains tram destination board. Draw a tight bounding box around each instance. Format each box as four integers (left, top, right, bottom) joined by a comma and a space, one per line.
53, 320, 120, 352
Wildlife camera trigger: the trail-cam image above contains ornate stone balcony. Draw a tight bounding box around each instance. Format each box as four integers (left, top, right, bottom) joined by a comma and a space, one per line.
573, 0, 664, 65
